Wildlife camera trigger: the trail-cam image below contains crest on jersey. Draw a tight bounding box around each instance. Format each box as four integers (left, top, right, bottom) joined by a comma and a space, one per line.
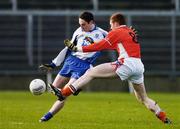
95, 34, 99, 39
84, 36, 94, 44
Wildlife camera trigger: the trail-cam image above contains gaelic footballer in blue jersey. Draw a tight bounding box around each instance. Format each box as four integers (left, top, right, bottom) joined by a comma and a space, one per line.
39, 11, 108, 122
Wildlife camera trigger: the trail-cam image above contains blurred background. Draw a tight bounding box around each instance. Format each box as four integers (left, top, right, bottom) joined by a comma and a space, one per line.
0, 0, 180, 92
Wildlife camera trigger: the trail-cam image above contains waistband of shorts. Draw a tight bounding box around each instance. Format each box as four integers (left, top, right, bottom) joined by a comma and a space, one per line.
118, 57, 141, 62
118, 58, 124, 64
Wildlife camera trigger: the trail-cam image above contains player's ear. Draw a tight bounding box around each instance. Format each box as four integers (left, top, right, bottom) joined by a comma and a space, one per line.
114, 22, 120, 27
89, 20, 94, 25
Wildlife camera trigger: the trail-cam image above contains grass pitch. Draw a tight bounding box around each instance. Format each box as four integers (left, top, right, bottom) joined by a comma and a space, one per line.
0, 91, 179, 129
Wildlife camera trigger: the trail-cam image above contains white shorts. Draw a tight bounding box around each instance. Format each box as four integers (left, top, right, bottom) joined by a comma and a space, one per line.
115, 58, 144, 84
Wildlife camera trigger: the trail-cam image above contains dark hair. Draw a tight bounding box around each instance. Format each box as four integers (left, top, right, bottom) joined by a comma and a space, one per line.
79, 11, 94, 23
110, 13, 126, 25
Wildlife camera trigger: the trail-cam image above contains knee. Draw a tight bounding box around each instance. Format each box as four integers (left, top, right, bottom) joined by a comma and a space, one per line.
84, 69, 94, 77
141, 97, 153, 108
136, 95, 148, 104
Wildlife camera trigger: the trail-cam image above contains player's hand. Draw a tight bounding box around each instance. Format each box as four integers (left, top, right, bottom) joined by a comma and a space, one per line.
39, 63, 56, 72
64, 39, 77, 51
130, 26, 138, 36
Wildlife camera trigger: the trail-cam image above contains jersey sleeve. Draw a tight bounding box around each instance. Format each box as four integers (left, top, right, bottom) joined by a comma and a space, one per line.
52, 47, 68, 66
70, 27, 81, 45
82, 30, 117, 52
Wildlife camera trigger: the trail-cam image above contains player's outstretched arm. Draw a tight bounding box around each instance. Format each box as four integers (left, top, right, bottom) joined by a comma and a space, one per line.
52, 47, 68, 66
39, 47, 68, 72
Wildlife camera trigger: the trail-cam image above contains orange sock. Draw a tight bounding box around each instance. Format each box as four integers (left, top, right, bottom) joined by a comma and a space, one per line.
157, 111, 166, 122
61, 85, 75, 97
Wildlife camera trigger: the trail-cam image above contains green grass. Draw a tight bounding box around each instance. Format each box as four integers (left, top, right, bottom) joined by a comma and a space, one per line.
0, 91, 180, 129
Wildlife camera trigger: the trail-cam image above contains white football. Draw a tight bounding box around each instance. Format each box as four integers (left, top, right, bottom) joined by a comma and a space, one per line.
29, 79, 46, 95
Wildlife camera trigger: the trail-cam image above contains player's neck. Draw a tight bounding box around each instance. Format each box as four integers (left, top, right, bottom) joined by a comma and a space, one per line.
89, 24, 96, 31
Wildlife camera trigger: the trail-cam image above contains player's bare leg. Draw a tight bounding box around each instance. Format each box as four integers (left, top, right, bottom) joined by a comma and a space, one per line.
49, 78, 76, 114
50, 63, 117, 99
72, 63, 117, 90
53, 74, 70, 88
132, 83, 171, 124
39, 75, 70, 122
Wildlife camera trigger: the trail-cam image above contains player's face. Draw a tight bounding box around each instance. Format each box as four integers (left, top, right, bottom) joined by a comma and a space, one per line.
110, 20, 118, 30
79, 18, 92, 32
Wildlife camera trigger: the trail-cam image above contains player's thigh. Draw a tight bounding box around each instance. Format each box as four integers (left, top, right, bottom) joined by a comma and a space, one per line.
53, 74, 70, 88
66, 78, 77, 86
87, 63, 117, 78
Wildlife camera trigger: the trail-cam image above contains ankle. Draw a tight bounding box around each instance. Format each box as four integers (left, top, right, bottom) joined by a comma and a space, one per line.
156, 111, 166, 121
44, 112, 53, 119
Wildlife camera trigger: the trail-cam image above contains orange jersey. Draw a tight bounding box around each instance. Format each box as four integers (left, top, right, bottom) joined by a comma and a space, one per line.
82, 25, 141, 59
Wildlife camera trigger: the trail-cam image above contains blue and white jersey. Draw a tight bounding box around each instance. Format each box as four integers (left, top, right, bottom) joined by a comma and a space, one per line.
70, 26, 107, 64
52, 25, 107, 78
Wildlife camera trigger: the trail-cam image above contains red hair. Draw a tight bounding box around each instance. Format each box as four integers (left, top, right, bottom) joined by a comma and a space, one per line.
110, 13, 126, 25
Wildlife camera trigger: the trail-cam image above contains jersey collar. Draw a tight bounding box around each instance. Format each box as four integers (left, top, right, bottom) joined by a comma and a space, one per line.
116, 25, 126, 29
